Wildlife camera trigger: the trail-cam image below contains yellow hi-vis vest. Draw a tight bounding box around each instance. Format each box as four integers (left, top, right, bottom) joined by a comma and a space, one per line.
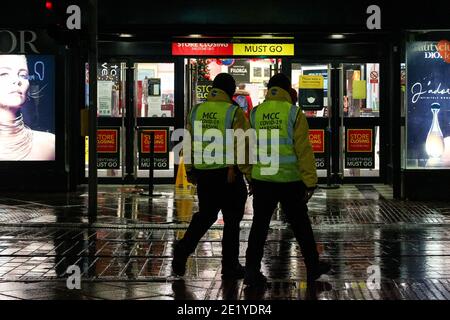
191, 101, 238, 170
250, 100, 301, 182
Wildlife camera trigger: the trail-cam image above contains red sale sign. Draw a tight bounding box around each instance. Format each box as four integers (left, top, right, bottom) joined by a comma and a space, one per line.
97, 129, 118, 153
347, 129, 373, 153
308, 129, 325, 153
172, 42, 233, 56
141, 130, 168, 153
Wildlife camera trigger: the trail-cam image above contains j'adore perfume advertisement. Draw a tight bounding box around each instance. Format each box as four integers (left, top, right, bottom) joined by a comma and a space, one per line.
406, 41, 450, 168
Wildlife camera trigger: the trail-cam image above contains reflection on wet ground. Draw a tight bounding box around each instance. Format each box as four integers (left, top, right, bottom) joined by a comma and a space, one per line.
0, 184, 449, 300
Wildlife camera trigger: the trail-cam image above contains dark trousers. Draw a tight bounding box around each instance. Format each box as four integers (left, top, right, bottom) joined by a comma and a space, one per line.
179, 168, 247, 268
245, 180, 319, 273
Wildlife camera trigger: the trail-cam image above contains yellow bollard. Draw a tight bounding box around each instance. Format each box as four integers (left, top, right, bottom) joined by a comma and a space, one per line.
175, 156, 195, 195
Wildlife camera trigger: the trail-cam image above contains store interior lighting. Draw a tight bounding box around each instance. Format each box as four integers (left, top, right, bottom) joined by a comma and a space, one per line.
330, 34, 345, 39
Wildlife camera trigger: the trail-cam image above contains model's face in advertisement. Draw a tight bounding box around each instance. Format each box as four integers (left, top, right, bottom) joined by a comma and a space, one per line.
0, 55, 29, 109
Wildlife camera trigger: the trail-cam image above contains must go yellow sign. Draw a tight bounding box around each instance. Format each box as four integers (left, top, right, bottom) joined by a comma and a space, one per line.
233, 43, 294, 56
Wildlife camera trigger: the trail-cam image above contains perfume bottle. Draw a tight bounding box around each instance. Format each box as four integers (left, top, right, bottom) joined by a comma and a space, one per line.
425, 103, 445, 159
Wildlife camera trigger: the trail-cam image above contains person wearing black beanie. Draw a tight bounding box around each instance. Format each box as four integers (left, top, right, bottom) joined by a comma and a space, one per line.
267, 73, 292, 92
172, 72, 251, 280
244, 72, 331, 288
212, 73, 236, 99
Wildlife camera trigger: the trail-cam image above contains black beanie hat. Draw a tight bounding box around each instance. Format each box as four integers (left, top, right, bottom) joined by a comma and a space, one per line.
212, 73, 236, 98
267, 73, 291, 92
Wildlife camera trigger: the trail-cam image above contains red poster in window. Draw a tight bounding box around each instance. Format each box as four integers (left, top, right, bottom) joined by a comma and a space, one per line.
97, 129, 118, 153
141, 130, 167, 153
347, 129, 373, 152
172, 42, 233, 56
308, 129, 325, 153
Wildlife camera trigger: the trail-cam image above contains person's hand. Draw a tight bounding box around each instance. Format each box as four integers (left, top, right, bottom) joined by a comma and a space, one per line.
303, 188, 315, 203
227, 167, 236, 184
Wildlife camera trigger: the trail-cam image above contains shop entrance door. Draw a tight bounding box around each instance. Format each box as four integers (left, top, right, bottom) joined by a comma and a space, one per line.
291, 62, 382, 183
85, 60, 176, 183
186, 58, 281, 120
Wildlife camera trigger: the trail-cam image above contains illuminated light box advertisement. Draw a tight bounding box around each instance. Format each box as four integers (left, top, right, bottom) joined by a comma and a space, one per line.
138, 127, 170, 170
345, 128, 375, 169
0, 55, 55, 161
97, 127, 120, 169
308, 129, 327, 169
406, 41, 450, 168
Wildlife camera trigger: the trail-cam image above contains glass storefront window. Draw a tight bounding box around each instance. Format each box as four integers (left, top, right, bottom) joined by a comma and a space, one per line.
136, 126, 175, 179
134, 63, 175, 118
85, 62, 126, 178
405, 41, 450, 169
343, 126, 380, 177
343, 63, 380, 118
96, 62, 126, 118
189, 58, 280, 108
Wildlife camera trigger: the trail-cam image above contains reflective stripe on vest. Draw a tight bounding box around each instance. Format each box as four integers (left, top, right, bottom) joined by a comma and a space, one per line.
191, 102, 238, 170
251, 101, 301, 182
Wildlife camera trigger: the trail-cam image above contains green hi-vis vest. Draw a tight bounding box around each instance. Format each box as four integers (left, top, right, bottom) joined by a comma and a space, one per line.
191, 101, 238, 170
250, 100, 301, 182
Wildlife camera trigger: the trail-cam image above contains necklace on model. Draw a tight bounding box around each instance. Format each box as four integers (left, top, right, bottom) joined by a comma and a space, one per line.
0, 113, 33, 160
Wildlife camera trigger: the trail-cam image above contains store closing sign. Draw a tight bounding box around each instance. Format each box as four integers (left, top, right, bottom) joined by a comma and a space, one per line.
138, 127, 170, 170
345, 128, 375, 168
309, 130, 325, 153
172, 43, 233, 56
172, 43, 294, 56
308, 129, 327, 169
97, 128, 120, 169
196, 80, 213, 104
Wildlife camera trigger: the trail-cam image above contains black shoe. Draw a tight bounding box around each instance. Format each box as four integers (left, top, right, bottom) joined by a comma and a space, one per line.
307, 261, 331, 282
243, 271, 268, 287
172, 243, 189, 276
221, 264, 245, 280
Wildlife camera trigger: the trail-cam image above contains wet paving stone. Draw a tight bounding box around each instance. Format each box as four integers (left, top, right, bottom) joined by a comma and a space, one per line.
0, 184, 449, 299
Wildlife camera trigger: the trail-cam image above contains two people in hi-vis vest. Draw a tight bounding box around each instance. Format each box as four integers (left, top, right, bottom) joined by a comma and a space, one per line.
172, 72, 330, 287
